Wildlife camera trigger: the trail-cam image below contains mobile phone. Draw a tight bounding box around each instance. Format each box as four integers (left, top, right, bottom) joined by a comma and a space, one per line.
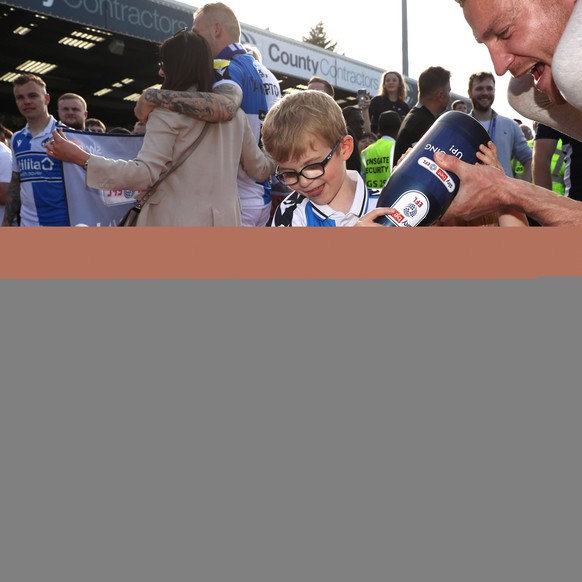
357, 88, 367, 99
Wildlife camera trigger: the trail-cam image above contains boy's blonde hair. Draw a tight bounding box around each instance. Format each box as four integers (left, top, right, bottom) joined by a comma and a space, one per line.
262, 90, 347, 163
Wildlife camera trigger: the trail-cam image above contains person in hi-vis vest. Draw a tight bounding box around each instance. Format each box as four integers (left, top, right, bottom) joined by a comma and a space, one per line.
361, 110, 401, 191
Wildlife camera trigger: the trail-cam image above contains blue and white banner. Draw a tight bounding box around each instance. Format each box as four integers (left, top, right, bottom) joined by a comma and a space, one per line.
62, 129, 144, 226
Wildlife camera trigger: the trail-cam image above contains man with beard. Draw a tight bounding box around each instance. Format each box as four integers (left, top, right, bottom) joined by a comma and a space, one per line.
429, 0, 582, 226
468, 71, 532, 180
57, 93, 88, 131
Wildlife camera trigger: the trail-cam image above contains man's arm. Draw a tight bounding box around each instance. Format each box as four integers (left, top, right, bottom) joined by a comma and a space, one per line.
2, 171, 20, 226
436, 151, 582, 227
532, 138, 557, 191
521, 158, 532, 183
134, 83, 242, 123
358, 92, 372, 134
512, 122, 533, 182
0, 181, 9, 208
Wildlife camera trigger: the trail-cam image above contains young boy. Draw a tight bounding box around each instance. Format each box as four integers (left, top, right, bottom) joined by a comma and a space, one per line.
262, 91, 390, 227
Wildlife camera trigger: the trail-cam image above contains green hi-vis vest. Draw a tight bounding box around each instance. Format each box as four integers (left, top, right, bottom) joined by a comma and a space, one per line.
513, 139, 566, 195
550, 139, 566, 196
362, 138, 395, 190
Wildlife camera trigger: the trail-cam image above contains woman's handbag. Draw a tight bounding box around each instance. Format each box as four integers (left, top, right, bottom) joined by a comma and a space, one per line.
117, 123, 209, 226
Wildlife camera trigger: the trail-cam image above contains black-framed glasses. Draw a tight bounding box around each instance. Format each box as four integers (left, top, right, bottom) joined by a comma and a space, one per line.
275, 139, 342, 186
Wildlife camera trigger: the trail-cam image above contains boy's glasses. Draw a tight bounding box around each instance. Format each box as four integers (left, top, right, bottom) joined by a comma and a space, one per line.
275, 139, 342, 186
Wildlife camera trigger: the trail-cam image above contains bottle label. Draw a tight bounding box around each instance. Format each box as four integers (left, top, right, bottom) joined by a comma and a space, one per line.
383, 190, 430, 227
418, 157, 457, 193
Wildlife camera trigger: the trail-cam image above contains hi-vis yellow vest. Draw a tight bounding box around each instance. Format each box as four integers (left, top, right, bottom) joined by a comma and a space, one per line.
550, 139, 566, 195
362, 138, 395, 190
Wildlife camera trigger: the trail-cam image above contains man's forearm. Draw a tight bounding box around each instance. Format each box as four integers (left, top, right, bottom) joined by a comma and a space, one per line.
143, 83, 242, 122
437, 151, 582, 227
521, 159, 532, 183
532, 163, 553, 190
0, 183, 8, 206
3, 172, 20, 226
362, 107, 371, 134
510, 179, 582, 226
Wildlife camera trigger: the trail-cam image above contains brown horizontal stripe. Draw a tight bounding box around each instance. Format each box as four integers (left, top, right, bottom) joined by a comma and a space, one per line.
2, 227, 580, 279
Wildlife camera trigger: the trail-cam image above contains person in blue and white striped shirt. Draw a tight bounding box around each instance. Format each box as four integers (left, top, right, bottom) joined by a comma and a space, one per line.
4, 74, 69, 226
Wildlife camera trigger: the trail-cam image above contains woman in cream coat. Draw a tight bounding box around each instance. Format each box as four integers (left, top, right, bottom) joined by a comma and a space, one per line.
48, 30, 275, 226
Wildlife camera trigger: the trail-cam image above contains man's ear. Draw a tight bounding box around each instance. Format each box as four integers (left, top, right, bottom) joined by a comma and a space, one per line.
340, 134, 354, 160
213, 22, 222, 38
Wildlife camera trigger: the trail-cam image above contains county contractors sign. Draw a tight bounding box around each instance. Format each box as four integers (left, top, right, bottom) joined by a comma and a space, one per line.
240, 24, 383, 95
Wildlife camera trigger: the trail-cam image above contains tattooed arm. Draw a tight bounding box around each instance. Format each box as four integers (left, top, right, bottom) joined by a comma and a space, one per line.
134, 82, 242, 123
2, 171, 21, 226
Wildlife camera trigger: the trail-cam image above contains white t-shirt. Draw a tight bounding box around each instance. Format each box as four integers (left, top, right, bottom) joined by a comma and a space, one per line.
0, 141, 13, 224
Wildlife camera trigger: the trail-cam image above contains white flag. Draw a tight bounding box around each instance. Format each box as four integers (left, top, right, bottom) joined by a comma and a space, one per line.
62, 129, 144, 226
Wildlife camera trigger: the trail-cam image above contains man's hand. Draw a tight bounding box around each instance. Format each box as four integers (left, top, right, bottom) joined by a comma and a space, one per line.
435, 151, 509, 223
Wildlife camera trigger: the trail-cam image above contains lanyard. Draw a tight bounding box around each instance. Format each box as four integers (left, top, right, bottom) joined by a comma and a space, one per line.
488, 116, 497, 142
472, 112, 497, 142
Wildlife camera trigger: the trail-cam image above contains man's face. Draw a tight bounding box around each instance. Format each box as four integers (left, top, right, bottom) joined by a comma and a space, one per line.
461, 0, 573, 103
13, 81, 49, 123
468, 78, 495, 112
58, 98, 87, 130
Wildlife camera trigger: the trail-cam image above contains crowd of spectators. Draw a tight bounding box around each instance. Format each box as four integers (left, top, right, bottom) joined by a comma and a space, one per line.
3, 0, 580, 227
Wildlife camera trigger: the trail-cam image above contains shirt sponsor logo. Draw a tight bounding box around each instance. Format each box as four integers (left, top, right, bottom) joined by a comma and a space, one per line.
17, 153, 61, 181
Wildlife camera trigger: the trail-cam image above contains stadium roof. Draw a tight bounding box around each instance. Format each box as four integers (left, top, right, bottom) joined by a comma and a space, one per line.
0, 1, 466, 130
